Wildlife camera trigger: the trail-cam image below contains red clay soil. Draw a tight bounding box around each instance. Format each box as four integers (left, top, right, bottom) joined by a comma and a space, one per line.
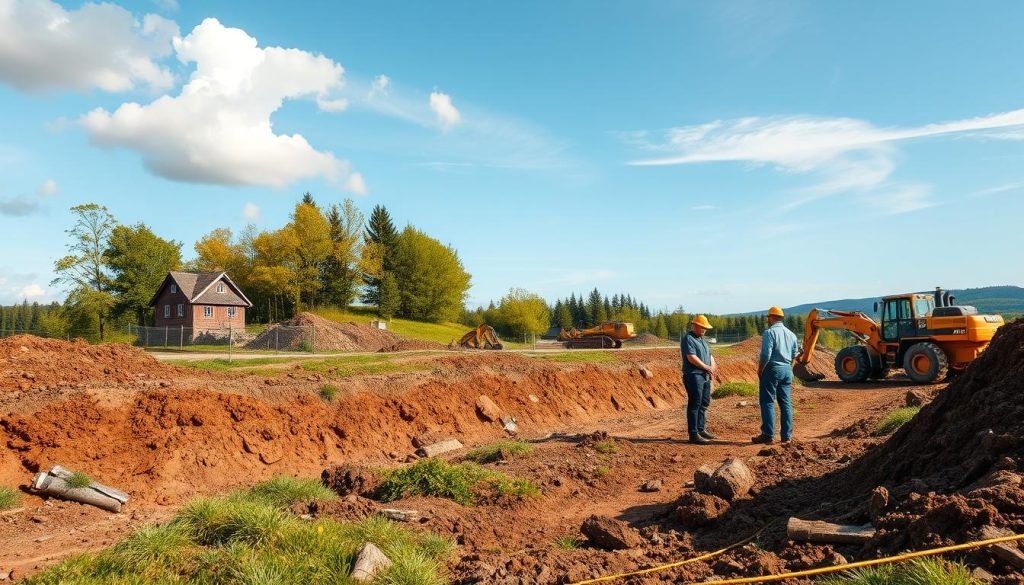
245, 312, 445, 352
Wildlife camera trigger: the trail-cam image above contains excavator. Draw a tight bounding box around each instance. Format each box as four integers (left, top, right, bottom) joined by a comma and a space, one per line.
457, 324, 504, 350
793, 287, 1004, 384
558, 321, 637, 349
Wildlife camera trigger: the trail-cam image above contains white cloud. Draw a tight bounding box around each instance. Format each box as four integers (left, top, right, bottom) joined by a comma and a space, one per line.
862, 184, 936, 215
344, 172, 368, 195
691, 204, 717, 211
969, 181, 1024, 198
82, 18, 361, 189
241, 202, 261, 221
20, 284, 46, 299
36, 179, 58, 197
316, 95, 349, 112
429, 91, 461, 128
0, 270, 50, 304
152, 0, 179, 12
0, 195, 40, 216
628, 108, 1024, 213
369, 74, 390, 98
0, 0, 178, 93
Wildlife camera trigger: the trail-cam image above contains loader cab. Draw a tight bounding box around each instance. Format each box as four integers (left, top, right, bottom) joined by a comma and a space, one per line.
878, 294, 934, 342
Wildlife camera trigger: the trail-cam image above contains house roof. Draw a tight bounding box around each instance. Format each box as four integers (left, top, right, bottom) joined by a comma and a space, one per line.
149, 271, 254, 308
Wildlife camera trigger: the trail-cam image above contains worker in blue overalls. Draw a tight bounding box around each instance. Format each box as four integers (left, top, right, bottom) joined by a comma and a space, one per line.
681, 315, 717, 445
752, 306, 801, 445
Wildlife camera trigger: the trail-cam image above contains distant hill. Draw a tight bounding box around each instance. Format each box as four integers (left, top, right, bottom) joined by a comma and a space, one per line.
738, 285, 1024, 317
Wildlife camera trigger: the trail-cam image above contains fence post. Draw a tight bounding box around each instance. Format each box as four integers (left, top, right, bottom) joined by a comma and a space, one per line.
145, 326, 149, 348
164, 326, 168, 348
228, 324, 233, 362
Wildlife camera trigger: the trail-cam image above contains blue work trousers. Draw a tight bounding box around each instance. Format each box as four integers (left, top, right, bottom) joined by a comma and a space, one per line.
759, 364, 793, 441
682, 371, 712, 436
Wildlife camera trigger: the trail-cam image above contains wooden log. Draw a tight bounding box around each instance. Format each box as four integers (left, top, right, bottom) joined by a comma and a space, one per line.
787, 517, 875, 544
31, 472, 122, 513
49, 465, 129, 504
979, 526, 1024, 569
380, 508, 420, 522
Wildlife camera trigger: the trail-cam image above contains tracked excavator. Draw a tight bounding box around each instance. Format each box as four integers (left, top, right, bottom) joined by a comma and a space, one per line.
558, 321, 637, 349
458, 324, 504, 350
793, 287, 1003, 384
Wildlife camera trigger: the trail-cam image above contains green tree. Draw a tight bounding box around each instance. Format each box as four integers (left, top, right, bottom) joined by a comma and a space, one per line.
554, 300, 573, 330
378, 271, 400, 320
321, 200, 364, 308
53, 204, 117, 340
106, 223, 182, 325
392, 226, 471, 322
655, 315, 669, 339
361, 205, 399, 306
291, 202, 332, 309
496, 288, 551, 340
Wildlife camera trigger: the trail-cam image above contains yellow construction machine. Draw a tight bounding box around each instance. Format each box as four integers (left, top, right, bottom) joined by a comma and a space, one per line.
793, 287, 1003, 384
558, 321, 637, 349
458, 324, 504, 350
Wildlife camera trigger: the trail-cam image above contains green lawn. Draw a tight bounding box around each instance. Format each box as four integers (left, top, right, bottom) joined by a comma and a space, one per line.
178, 352, 434, 378
524, 351, 621, 364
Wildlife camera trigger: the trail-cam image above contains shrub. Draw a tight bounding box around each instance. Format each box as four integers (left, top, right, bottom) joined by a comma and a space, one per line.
0, 486, 19, 510
554, 536, 581, 549
712, 382, 758, 398
464, 440, 533, 464
875, 406, 920, 435
319, 384, 338, 401
377, 458, 539, 505
65, 471, 93, 489
249, 476, 336, 508
593, 440, 617, 455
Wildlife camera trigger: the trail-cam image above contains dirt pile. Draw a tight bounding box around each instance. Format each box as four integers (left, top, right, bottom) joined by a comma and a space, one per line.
0, 335, 177, 392
626, 333, 668, 345
245, 313, 444, 352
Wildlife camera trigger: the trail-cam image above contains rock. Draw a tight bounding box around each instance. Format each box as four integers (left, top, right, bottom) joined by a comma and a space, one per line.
322, 464, 380, 497
707, 458, 755, 501
971, 567, 995, 582
979, 525, 1024, 569
640, 479, 663, 492
351, 542, 392, 581
580, 514, 643, 550
738, 401, 750, 407
418, 438, 464, 458
674, 491, 729, 527
869, 486, 889, 522
500, 416, 518, 434
694, 464, 716, 494
671, 454, 685, 463
476, 395, 503, 422
528, 394, 540, 403
380, 508, 420, 522
905, 390, 928, 407
639, 366, 654, 380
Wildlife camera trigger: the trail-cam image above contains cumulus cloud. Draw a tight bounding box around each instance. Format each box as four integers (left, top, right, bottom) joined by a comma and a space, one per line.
0, 0, 178, 92
0, 195, 40, 216
429, 91, 461, 128
344, 172, 368, 195
369, 74, 390, 98
81, 18, 361, 189
36, 179, 58, 197
629, 108, 1024, 213
20, 284, 46, 299
0, 270, 49, 304
241, 202, 261, 221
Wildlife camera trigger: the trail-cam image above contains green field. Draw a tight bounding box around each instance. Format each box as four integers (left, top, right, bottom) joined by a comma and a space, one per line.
312, 307, 529, 348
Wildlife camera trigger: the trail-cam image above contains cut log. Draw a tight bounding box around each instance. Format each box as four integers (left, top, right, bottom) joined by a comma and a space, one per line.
418, 439, 464, 458
979, 525, 1024, 569
31, 471, 123, 513
49, 465, 129, 504
351, 542, 391, 581
787, 518, 875, 544
380, 508, 420, 522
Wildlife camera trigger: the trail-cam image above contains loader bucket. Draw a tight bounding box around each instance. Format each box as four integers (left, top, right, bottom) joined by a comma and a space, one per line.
793, 361, 825, 383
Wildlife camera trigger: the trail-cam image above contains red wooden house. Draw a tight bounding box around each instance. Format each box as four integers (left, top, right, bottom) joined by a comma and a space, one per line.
149, 271, 252, 333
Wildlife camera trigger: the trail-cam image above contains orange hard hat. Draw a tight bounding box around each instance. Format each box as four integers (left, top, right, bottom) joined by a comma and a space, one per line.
692, 315, 713, 329
768, 306, 785, 318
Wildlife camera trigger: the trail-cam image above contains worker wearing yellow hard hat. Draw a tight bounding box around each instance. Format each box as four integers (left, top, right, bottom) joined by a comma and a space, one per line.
752, 306, 802, 445
681, 314, 717, 445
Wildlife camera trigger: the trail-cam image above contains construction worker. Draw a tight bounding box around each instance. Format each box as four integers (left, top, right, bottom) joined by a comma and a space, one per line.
752, 306, 801, 445
682, 315, 717, 445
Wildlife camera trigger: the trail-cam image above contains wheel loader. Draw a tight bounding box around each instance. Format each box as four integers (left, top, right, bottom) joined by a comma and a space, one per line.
558, 321, 636, 349
457, 324, 503, 350
793, 287, 1003, 384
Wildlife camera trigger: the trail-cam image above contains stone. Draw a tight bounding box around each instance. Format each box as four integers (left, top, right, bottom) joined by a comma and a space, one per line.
640, 479, 663, 492
979, 526, 1024, 569
639, 366, 654, 380
476, 395, 503, 422
580, 514, 643, 550
905, 390, 928, 407
869, 486, 889, 522
528, 394, 540, 403
706, 458, 755, 501
674, 491, 729, 527
671, 454, 685, 463
380, 508, 420, 522
418, 438, 464, 458
694, 464, 716, 494
500, 416, 518, 434
351, 542, 392, 581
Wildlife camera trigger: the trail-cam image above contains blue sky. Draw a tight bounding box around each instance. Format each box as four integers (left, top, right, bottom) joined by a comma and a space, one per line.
1, 0, 1022, 313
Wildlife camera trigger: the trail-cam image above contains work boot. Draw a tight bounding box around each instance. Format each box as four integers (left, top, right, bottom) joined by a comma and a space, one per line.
751, 434, 774, 444
699, 430, 718, 440
689, 434, 711, 445
781, 438, 794, 445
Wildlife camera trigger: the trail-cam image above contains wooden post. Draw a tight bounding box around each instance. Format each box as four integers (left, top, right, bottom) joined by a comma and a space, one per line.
787, 518, 875, 544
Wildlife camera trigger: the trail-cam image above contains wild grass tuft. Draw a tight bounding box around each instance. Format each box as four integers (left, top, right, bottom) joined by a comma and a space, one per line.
554, 535, 581, 549
712, 381, 759, 398
464, 440, 533, 464
819, 558, 978, 585
376, 546, 447, 585
318, 384, 338, 401
248, 476, 336, 508
64, 471, 93, 489
0, 486, 20, 510
593, 439, 617, 454
875, 406, 921, 435
377, 457, 539, 505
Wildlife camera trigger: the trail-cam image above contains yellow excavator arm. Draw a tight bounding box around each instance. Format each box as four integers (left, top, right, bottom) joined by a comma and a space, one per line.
793, 308, 883, 380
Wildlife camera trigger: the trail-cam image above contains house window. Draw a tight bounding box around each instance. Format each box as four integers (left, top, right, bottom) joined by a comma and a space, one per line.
228, 307, 237, 318
170, 284, 177, 294
176, 304, 184, 317
203, 306, 212, 318
164, 305, 170, 318
217, 283, 225, 293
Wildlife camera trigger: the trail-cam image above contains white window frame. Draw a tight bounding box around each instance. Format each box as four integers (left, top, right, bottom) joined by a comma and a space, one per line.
164, 304, 170, 318
227, 307, 237, 318
203, 306, 213, 318
217, 283, 225, 293
176, 304, 184, 317
170, 284, 177, 294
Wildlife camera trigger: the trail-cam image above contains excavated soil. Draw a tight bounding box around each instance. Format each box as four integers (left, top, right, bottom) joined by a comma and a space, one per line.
245, 312, 446, 352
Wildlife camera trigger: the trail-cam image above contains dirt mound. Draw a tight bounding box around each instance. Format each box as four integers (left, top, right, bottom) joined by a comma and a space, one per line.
626, 332, 668, 345
0, 335, 177, 392
245, 313, 443, 352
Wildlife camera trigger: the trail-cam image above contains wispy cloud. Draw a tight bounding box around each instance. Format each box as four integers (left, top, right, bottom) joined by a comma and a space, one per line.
691, 204, 717, 211
628, 107, 1024, 214
241, 202, 261, 222
969, 181, 1024, 198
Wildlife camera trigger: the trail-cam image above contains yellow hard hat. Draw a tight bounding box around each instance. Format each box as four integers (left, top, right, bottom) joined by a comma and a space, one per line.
692, 315, 713, 329
768, 306, 785, 318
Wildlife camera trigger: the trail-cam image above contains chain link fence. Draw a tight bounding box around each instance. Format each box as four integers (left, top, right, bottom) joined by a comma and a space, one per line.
127, 324, 316, 353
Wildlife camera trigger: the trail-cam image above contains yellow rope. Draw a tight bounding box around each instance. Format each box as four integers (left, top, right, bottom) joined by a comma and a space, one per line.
568, 532, 1024, 585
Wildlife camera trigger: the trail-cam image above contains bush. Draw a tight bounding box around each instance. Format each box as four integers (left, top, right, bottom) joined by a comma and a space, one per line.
819, 557, 978, 585
593, 440, 617, 455
875, 406, 920, 435
319, 384, 338, 401
0, 486, 19, 510
712, 382, 758, 398
464, 440, 533, 464
377, 458, 539, 505
65, 471, 93, 489
248, 476, 336, 508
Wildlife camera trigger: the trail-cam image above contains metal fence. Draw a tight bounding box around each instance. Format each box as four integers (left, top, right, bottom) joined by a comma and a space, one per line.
127, 324, 316, 353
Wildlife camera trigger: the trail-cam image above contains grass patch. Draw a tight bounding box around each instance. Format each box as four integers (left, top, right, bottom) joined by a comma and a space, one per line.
712, 381, 758, 398
464, 440, 533, 464
248, 476, 336, 508
554, 535, 581, 549
593, 440, 617, 455
313, 306, 531, 349
595, 465, 611, 477
875, 406, 921, 435
64, 471, 93, 489
530, 351, 620, 364
0, 486, 20, 510
819, 557, 979, 585
377, 457, 539, 505
24, 479, 449, 585
319, 384, 338, 402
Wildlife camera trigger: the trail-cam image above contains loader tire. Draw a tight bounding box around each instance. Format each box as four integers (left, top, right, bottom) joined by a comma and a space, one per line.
835, 346, 871, 383
903, 342, 948, 384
